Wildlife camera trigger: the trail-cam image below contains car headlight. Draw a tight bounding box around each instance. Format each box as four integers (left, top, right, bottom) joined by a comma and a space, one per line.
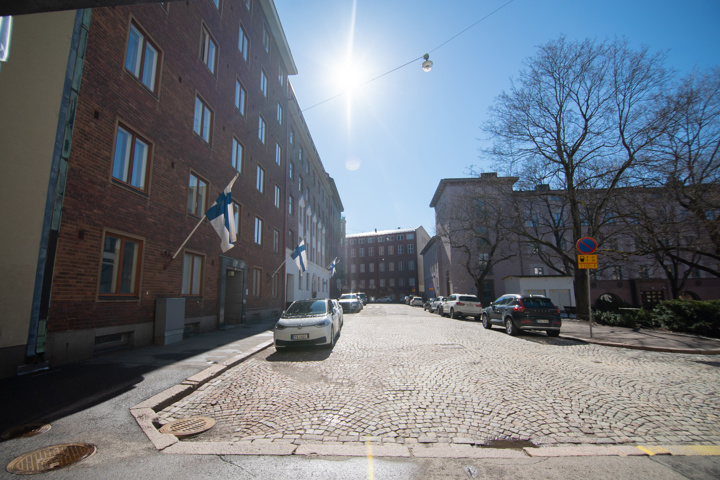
313, 318, 331, 327
275, 323, 286, 330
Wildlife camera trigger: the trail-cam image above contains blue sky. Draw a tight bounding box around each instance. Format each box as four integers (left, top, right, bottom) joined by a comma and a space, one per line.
273, 0, 720, 236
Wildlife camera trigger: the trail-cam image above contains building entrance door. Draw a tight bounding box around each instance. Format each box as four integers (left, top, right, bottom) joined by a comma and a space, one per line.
225, 268, 244, 325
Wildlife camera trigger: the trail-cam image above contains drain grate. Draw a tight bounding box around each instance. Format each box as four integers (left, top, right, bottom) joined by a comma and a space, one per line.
481, 439, 537, 449
6, 443, 96, 474
159, 416, 216, 437
1, 423, 51, 440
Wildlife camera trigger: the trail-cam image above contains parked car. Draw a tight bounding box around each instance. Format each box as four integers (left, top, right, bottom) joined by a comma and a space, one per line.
410, 296, 424, 306
331, 299, 344, 329
357, 292, 368, 305
376, 296, 393, 303
404, 295, 412, 304
274, 299, 342, 349
430, 297, 446, 313
481, 294, 561, 337
338, 293, 363, 313
438, 294, 483, 320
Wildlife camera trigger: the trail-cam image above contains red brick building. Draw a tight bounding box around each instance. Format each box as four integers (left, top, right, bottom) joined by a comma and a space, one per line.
0, 1, 343, 375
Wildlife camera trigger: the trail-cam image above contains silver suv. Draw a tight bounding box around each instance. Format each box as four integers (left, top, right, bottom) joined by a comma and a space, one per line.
438, 294, 483, 320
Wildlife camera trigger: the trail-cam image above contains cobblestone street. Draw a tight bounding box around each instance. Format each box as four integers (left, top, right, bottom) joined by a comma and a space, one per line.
158, 304, 720, 449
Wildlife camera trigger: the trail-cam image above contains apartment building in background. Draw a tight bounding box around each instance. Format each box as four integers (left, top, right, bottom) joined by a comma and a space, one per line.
0, 0, 342, 378
345, 227, 431, 301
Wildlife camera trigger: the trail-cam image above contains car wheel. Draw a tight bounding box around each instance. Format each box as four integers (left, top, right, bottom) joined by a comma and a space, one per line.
482, 313, 492, 329
505, 318, 518, 336
546, 329, 560, 337
450, 308, 456, 319
438, 307, 443, 316
326, 326, 336, 349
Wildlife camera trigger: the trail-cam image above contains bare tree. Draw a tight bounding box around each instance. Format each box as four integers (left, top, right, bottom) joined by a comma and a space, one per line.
484, 36, 671, 317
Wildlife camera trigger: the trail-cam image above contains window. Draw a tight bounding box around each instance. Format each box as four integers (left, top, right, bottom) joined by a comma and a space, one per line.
278, 65, 285, 86
262, 23, 270, 52
200, 26, 217, 74
369, 279, 375, 289
612, 266, 623, 280
260, 69, 268, 98
388, 246, 394, 255
258, 115, 266, 144
398, 245, 404, 254
235, 80, 246, 114
360, 264, 365, 273
398, 261, 404, 271
212, 0, 219, 9
389, 278, 395, 287
359, 238, 365, 244
379, 262, 385, 272
288, 195, 294, 216
187, 173, 207, 216
125, 23, 160, 92
368, 247, 374, 256
252, 267, 262, 296
407, 244, 414, 254
378, 236, 384, 242
289, 128, 294, 145
378, 246, 384, 256
359, 248, 365, 257
298, 176, 303, 193
256, 165, 264, 193
638, 265, 650, 279
406, 233, 414, 240
254, 217, 263, 245
275, 143, 282, 166
273, 229, 280, 253
408, 260, 415, 270
231, 137, 243, 172
351, 264, 356, 274
399, 278, 405, 287
277, 103, 283, 125
369, 263, 374, 273
99, 233, 142, 296
182, 252, 203, 295
233, 203, 241, 238
274, 185, 280, 208
350, 249, 356, 258
289, 161, 294, 179
238, 24, 249, 61
193, 96, 212, 143
112, 124, 151, 191
389, 261, 395, 272
397, 234, 404, 241
379, 279, 385, 287
533, 266, 544, 276
409, 278, 415, 287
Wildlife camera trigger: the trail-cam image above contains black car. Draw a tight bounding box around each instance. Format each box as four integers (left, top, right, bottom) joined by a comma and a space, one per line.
481, 294, 561, 336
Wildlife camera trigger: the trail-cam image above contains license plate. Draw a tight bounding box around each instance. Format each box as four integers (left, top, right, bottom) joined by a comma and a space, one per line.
291, 334, 309, 340
537, 319, 549, 324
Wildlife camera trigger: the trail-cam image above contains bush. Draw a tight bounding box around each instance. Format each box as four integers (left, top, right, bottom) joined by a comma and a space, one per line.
653, 300, 720, 338
592, 310, 637, 328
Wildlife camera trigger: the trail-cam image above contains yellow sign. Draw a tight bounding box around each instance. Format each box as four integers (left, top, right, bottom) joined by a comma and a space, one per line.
578, 254, 598, 269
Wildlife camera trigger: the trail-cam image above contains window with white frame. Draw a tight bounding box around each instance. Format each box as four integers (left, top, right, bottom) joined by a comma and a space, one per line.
378, 246, 384, 255
112, 124, 151, 191
359, 248, 364, 257
238, 24, 249, 61
398, 245, 404, 254
389, 261, 394, 271
277, 103, 283, 125
260, 69, 268, 98
231, 137, 243, 172
350, 249, 356, 258
193, 96, 212, 143
275, 143, 282, 166
407, 244, 414, 254
200, 26, 217, 74
360, 264, 365, 273
258, 115, 266, 144
288, 195, 294, 216
252, 267, 262, 296
233, 203, 241, 238
235, 80, 246, 114
388, 245, 394, 255
533, 266, 545, 275
256, 165, 264, 193
408, 260, 415, 270
254, 216, 263, 245
273, 228, 280, 253
368, 247, 374, 256
274, 185, 280, 208
125, 22, 160, 92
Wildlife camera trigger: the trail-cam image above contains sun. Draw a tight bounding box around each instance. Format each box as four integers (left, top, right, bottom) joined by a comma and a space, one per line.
333, 61, 364, 95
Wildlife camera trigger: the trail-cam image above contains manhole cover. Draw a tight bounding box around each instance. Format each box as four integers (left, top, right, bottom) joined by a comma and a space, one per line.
6, 443, 96, 474
1, 423, 51, 440
159, 416, 216, 437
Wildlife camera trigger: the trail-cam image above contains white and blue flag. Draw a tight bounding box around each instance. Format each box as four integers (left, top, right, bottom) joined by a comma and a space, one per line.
328, 257, 338, 278
291, 240, 308, 273
206, 174, 238, 253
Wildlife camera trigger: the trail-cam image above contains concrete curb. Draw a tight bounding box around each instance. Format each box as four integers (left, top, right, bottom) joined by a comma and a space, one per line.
560, 334, 720, 355
130, 339, 274, 451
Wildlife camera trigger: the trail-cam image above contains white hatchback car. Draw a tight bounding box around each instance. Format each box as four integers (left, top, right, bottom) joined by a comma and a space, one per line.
274, 299, 342, 349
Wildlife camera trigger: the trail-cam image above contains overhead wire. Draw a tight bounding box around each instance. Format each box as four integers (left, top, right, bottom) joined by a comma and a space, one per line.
300, 0, 516, 113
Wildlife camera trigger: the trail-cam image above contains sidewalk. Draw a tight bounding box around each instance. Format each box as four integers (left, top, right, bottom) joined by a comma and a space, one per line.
559, 318, 720, 354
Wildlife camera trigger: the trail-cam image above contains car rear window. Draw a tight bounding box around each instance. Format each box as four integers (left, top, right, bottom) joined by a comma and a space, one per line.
459, 296, 480, 302
521, 297, 555, 308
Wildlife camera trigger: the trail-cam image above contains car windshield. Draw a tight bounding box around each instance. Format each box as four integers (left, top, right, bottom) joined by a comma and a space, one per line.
522, 297, 555, 308
340, 294, 356, 300
286, 300, 327, 315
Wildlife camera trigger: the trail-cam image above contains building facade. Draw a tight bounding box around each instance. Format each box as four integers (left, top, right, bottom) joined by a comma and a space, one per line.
345, 227, 430, 301
0, 0, 342, 378
428, 174, 720, 309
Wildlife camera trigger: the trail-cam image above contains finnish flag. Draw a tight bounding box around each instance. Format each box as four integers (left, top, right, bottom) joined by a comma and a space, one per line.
291, 240, 308, 273
328, 257, 338, 278
206, 174, 238, 253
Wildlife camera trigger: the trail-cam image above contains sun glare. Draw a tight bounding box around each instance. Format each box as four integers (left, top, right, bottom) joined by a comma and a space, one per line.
334, 62, 364, 95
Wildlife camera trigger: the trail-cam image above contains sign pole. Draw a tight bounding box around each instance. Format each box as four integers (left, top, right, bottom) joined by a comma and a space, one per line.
587, 269, 593, 338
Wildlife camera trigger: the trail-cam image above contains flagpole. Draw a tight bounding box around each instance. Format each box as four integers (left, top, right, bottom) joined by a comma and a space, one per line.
164, 214, 206, 270
271, 258, 287, 279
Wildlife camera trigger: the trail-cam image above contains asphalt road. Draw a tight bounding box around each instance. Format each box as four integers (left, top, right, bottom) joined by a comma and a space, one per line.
2, 304, 719, 479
